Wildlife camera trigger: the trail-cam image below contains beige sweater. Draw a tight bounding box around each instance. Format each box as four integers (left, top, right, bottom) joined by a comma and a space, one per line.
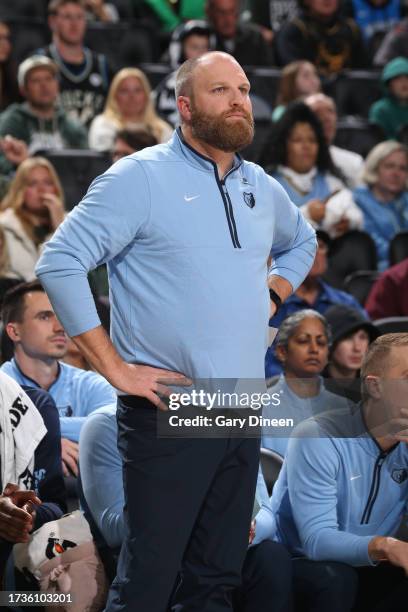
0, 208, 47, 280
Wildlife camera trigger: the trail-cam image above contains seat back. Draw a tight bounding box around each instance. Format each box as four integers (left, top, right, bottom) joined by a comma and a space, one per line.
43, 150, 111, 210
9, 18, 51, 66
330, 70, 382, 118
373, 317, 408, 335
343, 270, 380, 306
389, 231, 408, 266
84, 21, 157, 70
242, 119, 272, 163
324, 230, 378, 289
140, 62, 171, 89
334, 118, 385, 157
260, 447, 284, 496
244, 67, 282, 109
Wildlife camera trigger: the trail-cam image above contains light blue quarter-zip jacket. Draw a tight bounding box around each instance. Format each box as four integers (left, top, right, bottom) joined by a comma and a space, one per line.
1, 358, 116, 442
258, 405, 408, 566
36, 129, 316, 380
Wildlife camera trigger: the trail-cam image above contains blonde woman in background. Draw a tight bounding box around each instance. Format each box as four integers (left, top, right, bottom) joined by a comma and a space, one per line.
0, 157, 64, 280
272, 60, 321, 122
0, 225, 10, 276
89, 67, 173, 151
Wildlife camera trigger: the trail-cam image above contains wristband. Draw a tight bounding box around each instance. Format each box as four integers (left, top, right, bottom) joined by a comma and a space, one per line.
269, 288, 282, 314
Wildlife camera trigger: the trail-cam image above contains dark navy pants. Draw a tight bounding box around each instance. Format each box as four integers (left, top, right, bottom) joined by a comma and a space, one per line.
235, 540, 293, 612
104, 397, 260, 612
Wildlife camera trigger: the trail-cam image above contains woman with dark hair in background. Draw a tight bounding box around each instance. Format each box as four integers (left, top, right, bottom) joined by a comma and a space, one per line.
261, 102, 363, 237
272, 60, 321, 121
263, 309, 348, 458
0, 21, 19, 111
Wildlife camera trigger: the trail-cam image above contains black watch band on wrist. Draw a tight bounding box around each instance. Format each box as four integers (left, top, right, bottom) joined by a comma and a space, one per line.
269, 288, 282, 313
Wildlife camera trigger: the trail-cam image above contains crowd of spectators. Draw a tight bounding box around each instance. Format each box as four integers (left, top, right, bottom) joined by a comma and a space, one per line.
1, 0, 408, 610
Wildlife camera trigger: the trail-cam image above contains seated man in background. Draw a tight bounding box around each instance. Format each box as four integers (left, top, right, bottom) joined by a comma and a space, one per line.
266, 231, 366, 378
0, 56, 87, 177
259, 333, 408, 611
36, 0, 111, 127
1, 281, 116, 476
276, 0, 368, 75
366, 258, 408, 319
206, 0, 274, 66
0, 371, 66, 584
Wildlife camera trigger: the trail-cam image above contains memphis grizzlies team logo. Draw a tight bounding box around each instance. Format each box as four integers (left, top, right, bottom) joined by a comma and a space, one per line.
392, 468, 408, 484
243, 192, 255, 208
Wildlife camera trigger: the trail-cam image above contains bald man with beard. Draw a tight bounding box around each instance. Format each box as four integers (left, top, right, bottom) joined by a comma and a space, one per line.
36, 52, 316, 611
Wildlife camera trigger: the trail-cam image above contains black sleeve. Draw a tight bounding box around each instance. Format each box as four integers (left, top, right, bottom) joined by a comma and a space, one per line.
349, 20, 370, 68
22, 387, 67, 529
275, 20, 311, 66
249, 0, 271, 29
252, 29, 275, 66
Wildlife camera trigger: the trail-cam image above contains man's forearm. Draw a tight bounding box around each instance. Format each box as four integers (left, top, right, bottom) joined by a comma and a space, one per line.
72, 326, 123, 386
268, 275, 293, 302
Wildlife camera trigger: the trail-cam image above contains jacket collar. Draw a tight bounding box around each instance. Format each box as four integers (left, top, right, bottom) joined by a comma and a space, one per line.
171, 126, 243, 176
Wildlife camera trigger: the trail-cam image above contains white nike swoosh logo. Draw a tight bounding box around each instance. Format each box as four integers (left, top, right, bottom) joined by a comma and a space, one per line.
184, 195, 200, 202
350, 475, 361, 481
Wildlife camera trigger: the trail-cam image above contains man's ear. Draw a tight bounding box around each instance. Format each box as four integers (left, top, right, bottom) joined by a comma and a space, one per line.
5, 322, 20, 343
364, 375, 382, 400
177, 96, 192, 123
275, 345, 287, 364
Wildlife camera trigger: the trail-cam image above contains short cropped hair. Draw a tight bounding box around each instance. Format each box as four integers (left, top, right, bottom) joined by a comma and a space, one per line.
361, 333, 408, 400
361, 333, 408, 379
1, 280, 44, 327
175, 57, 200, 99
49, 0, 85, 15
362, 141, 408, 188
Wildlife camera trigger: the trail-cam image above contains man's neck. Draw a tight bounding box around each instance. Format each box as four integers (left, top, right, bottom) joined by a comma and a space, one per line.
362, 399, 399, 452
53, 36, 85, 64
181, 125, 235, 179
27, 102, 56, 120
14, 351, 59, 391
285, 372, 321, 398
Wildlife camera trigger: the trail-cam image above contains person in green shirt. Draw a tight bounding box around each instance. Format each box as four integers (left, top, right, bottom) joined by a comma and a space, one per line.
0, 56, 87, 177
131, 0, 205, 32
369, 56, 408, 140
